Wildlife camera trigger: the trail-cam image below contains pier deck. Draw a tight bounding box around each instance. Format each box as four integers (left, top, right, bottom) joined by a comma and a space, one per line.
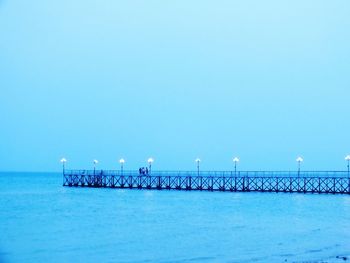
63, 170, 350, 194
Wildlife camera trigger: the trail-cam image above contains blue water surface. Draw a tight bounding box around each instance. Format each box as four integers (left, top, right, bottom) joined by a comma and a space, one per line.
0, 172, 349, 263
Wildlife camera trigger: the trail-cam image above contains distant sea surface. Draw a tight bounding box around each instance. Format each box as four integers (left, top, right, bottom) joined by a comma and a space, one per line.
0, 172, 349, 263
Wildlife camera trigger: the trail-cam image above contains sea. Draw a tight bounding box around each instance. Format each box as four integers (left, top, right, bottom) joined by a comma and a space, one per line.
0, 172, 349, 263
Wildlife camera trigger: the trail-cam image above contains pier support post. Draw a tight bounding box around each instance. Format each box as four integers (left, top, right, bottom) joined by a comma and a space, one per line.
188, 176, 192, 190
157, 176, 161, 190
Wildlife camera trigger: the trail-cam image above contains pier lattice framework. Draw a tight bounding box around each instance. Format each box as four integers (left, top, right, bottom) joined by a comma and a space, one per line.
63, 170, 350, 194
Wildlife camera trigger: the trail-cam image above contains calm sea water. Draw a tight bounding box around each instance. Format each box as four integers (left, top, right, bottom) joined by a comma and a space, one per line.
0, 172, 349, 263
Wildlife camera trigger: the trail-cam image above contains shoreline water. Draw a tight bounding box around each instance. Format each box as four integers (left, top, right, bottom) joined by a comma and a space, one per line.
0, 172, 349, 262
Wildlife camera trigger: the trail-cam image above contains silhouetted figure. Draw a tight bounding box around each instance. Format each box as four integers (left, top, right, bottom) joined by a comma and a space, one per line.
145, 167, 149, 175
139, 168, 142, 175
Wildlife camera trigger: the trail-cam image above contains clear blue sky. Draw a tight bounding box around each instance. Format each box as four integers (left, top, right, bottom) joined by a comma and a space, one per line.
0, 0, 349, 172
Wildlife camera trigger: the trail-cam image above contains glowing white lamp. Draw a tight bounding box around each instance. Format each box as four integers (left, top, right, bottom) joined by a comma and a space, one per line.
148, 158, 154, 173
60, 158, 67, 173
233, 157, 239, 174
119, 158, 125, 175
296, 157, 303, 177
93, 159, 98, 173
195, 158, 201, 175
345, 155, 350, 176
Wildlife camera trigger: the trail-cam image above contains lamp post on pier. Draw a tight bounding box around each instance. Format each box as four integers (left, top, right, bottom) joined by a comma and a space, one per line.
345, 155, 350, 177
93, 159, 98, 175
296, 157, 303, 177
233, 157, 239, 175
195, 158, 201, 176
119, 158, 125, 175
148, 158, 154, 175
60, 158, 67, 174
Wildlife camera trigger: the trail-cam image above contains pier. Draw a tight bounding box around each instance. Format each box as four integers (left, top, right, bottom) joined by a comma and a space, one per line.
63, 170, 350, 194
